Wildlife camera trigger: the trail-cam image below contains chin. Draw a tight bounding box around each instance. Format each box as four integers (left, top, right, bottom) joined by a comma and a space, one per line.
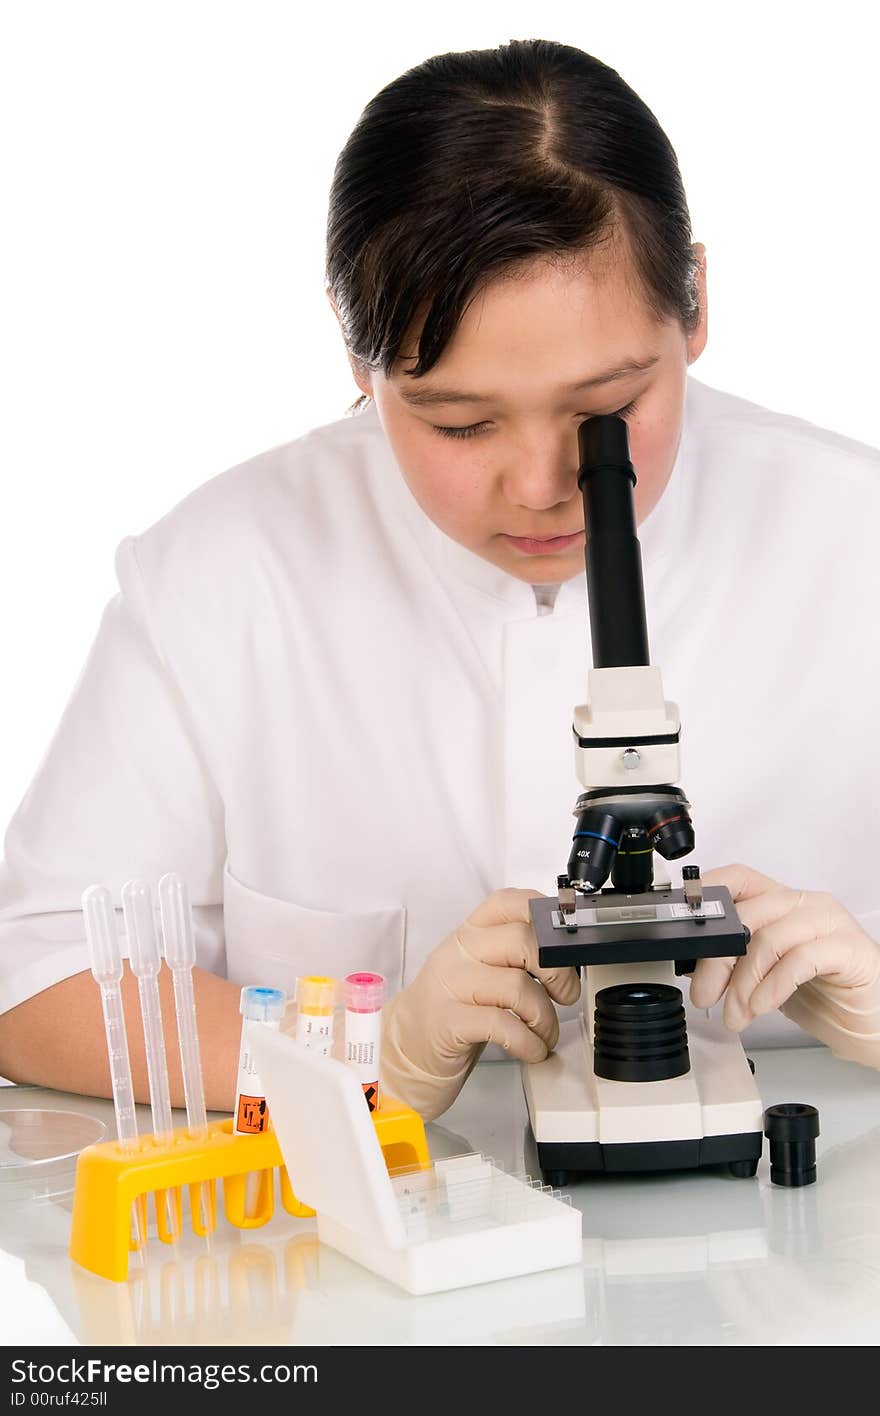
505, 554, 583, 585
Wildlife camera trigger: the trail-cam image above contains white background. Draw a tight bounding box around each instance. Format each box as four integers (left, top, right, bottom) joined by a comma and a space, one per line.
1, 0, 878, 831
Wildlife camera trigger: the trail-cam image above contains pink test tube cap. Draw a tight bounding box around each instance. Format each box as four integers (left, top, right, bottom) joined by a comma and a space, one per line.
344, 971, 386, 1012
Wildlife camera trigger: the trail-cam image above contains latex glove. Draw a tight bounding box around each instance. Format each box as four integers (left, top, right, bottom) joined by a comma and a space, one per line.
380, 888, 581, 1120
690, 863, 880, 1069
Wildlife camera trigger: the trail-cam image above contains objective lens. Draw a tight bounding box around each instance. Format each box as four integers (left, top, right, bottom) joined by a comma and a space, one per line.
646, 802, 695, 861
568, 810, 621, 892
593, 982, 690, 1082
611, 828, 654, 892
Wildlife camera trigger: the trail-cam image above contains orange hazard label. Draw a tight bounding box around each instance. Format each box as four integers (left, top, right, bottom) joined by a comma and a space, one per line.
362, 1082, 379, 1113
236, 1093, 269, 1133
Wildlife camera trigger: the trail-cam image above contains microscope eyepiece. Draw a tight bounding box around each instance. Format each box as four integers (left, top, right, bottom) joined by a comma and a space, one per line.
764, 1103, 820, 1187
576, 415, 636, 488
577, 414, 649, 668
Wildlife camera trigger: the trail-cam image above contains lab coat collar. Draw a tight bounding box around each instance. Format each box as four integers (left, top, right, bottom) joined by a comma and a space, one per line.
437, 531, 540, 613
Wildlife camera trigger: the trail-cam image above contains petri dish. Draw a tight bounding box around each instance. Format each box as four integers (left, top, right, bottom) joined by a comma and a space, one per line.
0, 1108, 107, 1203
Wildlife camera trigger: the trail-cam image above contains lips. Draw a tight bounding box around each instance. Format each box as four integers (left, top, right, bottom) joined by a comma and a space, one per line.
503, 530, 585, 555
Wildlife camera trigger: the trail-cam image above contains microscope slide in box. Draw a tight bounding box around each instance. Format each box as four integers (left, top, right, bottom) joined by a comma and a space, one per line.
251, 1027, 583, 1296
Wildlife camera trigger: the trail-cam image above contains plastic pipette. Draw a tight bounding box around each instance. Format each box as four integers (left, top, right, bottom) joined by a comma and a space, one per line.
82, 884, 146, 1251
158, 871, 214, 1236
122, 878, 180, 1242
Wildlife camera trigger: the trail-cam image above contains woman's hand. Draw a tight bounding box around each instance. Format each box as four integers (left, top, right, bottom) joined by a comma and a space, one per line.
689, 863, 880, 1068
380, 888, 581, 1120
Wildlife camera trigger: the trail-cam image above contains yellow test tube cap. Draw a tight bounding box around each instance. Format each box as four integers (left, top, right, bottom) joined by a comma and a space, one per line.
296, 975, 338, 1015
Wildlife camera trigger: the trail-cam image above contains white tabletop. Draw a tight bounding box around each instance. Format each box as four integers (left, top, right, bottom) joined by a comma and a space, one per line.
1, 1045, 878, 1347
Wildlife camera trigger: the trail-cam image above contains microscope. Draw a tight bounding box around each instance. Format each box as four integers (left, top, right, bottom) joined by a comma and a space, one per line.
523, 416, 764, 1185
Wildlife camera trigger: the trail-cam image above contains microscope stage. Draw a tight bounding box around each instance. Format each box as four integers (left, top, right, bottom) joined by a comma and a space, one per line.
532, 886, 748, 968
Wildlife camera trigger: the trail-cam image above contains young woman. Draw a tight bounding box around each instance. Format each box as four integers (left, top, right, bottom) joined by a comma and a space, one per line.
1, 40, 878, 1119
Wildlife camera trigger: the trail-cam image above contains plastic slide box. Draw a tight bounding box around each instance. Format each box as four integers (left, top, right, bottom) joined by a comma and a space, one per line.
252, 1027, 583, 1296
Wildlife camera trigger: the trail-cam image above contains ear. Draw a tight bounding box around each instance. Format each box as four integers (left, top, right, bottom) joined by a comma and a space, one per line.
326, 289, 373, 398
685, 243, 708, 365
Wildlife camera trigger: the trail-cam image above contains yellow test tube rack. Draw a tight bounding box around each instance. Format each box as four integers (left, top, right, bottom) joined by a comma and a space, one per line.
70, 1094, 429, 1282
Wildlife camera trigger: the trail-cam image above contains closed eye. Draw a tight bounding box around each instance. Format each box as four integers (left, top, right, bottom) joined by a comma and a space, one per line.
432, 398, 640, 440
432, 420, 491, 441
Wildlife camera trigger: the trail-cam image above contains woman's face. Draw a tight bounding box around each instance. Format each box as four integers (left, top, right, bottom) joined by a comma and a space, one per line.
348, 245, 707, 584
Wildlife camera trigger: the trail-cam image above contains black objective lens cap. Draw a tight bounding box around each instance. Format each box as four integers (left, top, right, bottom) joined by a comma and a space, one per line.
764, 1103, 820, 1187
577, 415, 635, 486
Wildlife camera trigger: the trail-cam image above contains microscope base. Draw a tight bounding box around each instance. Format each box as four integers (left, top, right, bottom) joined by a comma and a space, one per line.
523, 1010, 764, 1182
535, 1132, 762, 1184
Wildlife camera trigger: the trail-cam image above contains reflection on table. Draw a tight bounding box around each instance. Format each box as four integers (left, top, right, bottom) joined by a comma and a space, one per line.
1, 1045, 878, 1346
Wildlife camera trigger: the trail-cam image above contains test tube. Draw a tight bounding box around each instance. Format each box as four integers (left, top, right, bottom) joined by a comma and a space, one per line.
234, 986, 286, 1220
82, 884, 146, 1252
344, 972, 385, 1112
122, 878, 180, 1242
295, 976, 337, 1056
158, 871, 214, 1236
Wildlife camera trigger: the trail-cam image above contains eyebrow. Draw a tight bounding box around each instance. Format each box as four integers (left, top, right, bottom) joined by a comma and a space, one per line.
397, 356, 661, 408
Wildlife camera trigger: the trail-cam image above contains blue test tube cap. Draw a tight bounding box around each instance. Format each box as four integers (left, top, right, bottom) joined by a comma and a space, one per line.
240, 985, 287, 1023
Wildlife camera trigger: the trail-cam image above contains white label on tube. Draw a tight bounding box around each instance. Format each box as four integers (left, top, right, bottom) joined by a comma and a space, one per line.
344, 1008, 381, 1084
234, 1016, 280, 1135
295, 1011, 334, 1057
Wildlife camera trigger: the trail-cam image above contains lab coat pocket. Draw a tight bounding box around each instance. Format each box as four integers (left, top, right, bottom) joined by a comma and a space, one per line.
222, 863, 406, 997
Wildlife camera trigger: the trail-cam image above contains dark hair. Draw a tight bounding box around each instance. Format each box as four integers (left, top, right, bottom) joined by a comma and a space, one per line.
326, 39, 699, 410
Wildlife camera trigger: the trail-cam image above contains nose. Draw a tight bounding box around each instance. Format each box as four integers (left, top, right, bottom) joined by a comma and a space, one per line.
500, 431, 580, 511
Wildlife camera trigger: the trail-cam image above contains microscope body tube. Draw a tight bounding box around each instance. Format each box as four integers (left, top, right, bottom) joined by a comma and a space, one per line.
577, 417, 650, 668
568, 415, 686, 891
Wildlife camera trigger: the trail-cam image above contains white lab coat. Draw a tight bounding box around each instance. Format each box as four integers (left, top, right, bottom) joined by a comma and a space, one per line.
1, 377, 878, 1053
